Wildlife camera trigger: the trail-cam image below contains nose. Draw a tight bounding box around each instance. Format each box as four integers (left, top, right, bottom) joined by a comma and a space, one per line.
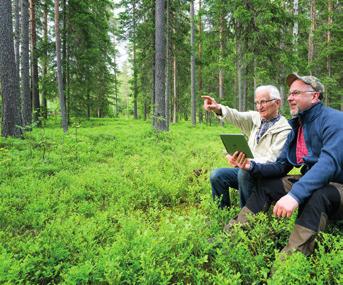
287, 94, 294, 101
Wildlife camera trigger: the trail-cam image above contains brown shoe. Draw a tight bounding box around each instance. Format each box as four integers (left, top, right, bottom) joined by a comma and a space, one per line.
223, 206, 253, 233
281, 224, 317, 256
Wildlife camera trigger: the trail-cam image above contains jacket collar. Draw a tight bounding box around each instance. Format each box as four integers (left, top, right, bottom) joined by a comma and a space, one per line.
290, 102, 323, 125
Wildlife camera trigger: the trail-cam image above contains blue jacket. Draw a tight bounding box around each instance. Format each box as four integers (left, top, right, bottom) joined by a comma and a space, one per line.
249, 102, 343, 204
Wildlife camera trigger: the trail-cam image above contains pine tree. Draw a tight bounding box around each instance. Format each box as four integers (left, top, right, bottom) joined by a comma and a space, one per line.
0, 0, 22, 137
154, 0, 167, 131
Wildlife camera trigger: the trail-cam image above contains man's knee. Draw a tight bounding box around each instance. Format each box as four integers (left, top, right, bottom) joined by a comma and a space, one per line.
304, 185, 341, 217
210, 168, 222, 184
237, 169, 252, 182
296, 185, 341, 232
308, 186, 340, 207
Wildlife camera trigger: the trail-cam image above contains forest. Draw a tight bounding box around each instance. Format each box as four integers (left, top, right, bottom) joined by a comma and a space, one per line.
0, 0, 342, 135
0, 0, 343, 283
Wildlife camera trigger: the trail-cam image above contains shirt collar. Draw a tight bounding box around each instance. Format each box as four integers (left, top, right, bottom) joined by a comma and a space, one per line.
261, 114, 281, 124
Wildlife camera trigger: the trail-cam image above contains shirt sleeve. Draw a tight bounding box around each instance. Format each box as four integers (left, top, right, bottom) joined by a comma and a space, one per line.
249, 134, 294, 177
216, 105, 255, 136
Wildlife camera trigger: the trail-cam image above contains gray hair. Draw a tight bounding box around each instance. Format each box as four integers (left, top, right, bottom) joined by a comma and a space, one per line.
255, 85, 281, 100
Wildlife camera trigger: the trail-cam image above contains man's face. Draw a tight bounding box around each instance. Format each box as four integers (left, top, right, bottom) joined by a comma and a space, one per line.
255, 90, 280, 121
287, 79, 320, 117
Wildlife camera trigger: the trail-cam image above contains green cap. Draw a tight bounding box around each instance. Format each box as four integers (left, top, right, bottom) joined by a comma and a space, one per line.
286, 73, 324, 99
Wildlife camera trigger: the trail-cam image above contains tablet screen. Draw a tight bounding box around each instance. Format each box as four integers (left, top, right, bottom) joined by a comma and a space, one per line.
220, 134, 254, 158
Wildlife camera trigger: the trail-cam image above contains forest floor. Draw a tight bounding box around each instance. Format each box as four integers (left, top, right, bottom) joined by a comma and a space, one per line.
0, 118, 342, 284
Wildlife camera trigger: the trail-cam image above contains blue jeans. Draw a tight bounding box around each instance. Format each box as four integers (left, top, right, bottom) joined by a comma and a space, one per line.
210, 168, 256, 208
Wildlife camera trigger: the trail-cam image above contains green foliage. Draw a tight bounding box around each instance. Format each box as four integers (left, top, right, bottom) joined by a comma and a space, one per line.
0, 118, 342, 283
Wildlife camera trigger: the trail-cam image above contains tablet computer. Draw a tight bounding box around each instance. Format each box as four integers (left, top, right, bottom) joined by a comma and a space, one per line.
220, 134, 254, 158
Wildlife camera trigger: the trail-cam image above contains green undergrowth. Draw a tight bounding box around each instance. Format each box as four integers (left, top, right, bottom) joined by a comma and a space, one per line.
0, 118, 342, 284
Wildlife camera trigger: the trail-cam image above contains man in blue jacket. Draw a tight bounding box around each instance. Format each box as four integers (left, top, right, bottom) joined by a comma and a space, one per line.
226, 73, 343, 255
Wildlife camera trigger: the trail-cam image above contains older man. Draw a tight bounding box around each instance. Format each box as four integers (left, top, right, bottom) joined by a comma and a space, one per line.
228, 73, 343, 255
202, 85, 291, 208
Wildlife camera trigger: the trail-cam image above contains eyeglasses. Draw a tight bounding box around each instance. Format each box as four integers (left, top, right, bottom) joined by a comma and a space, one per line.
288, 90, 317, 97
254, 99, 276, 106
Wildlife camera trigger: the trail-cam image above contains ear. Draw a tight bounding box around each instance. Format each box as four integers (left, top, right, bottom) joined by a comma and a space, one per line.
312, 92, 321, 103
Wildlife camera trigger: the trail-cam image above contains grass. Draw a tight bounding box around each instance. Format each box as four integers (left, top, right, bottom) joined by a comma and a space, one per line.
0, 117, 342, 284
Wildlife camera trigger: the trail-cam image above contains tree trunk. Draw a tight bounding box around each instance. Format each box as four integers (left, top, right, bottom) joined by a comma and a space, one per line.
29, 0, 40, 123
198, 0, 203, 123
151, 4, 156, 122
143, 99, 147, 120
326, 0, 332, 106
133, 0, 138, 119
293, 0, 299, 47
243, 74, 247, 111
165, 0, 170, 128
279, 2, 286, 109
54, 0, 68, 132
154, 0, 167, 131
62, 0, 66, 89
66, 36, 71, 123
62, 0, 69, 123
14, 0, 20, 87
219, 11, 224, 100
21, 0, 31, 127
151, 56, 155, 119
114, 71, 119, 117
87, 90, 91, 119
308, 0, 316, 71
237, 36, 243, 111
14, 0, 22, 124
172, 41, 177, 123
0, 0, 22, 137
190, 0, 196, 127
42, 0, 48, 119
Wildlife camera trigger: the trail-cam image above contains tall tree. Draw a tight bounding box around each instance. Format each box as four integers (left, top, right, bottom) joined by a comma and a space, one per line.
132, 1, 138, 119
218, 2, 225, 100
326, 0, 332, 105
190, 0, 196, 126
14, 0, 22, 123
154, 0, 167, 131
236, 25, 244, 111
293, 0, 299, 47
54, 0, 68, 132
0, 0, 22, 137
41, 0, 49, 119
308, 0, 316, 72
62, 0, 69, 122
14, 0, 20, 86
29, 0, 40, 123
172, 39, 177, 123
21, 0, 31, 127
165, 0, 170, 128
198, 0, 203, 123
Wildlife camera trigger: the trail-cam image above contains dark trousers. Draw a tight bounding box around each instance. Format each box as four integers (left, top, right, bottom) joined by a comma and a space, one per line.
245, 175, 343, 232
